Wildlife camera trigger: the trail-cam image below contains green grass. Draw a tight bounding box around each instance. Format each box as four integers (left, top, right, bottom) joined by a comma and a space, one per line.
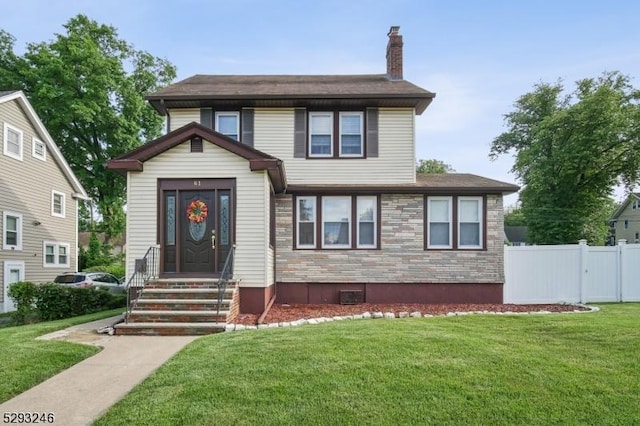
96, 304, 640, 425
0, 308, 123, 403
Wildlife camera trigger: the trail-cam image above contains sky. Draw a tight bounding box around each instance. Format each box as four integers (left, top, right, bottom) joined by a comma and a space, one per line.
2, 0, 639, 206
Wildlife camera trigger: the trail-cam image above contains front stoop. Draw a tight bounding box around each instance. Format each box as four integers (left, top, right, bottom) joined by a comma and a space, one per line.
115, 279, 239, 336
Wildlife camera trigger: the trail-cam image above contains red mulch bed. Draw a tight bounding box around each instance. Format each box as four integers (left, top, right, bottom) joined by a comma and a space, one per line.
233, 303, 588, 325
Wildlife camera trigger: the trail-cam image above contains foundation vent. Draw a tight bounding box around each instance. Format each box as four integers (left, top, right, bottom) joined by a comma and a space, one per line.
340, 290, 364, 305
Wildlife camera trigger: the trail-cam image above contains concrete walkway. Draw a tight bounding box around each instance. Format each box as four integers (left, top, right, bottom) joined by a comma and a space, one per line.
0, 315, 198, 425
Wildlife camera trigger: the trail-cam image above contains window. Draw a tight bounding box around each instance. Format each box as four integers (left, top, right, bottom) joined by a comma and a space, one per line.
308, 112, 364, 158
427, 197, 452, 248
215, 112, 240, 141
357, 196, 376, 248
633, 200, 640, 210
624, 220, 629, 230
309, 112, 333, 156
458, 197, 483, 249
296, 196, 316, 248
51, 191, 65, 218
43, 241, 70, 267
3, 211, 22, 250
322, 196, 351, 248
3, 123, 23, 161
295, 195, 378, 249
339, 112, 363, 156
426, 196, 485, 250
32, 138, 46, 161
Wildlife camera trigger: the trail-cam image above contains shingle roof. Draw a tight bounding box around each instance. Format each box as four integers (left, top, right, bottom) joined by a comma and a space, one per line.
147, 74, 435, 115
287, 173, 520, 195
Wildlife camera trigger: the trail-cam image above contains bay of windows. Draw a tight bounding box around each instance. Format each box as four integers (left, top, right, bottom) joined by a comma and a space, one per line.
426, 196, 484, 249
296, 195, 378, 249
43, 241, 70, 267
309, 112, 364, 158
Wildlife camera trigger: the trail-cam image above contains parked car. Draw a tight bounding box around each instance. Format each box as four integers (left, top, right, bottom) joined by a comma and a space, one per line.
53, 272, 125, 294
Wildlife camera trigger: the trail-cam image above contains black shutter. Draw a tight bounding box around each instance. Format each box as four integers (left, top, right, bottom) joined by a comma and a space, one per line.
294, 108, 307, 158
241, 109, 254, 147
366, 108, 379, 157
200, 108, 213, 129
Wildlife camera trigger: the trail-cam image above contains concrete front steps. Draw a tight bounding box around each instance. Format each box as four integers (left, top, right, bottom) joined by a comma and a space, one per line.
115, 278, 239, 336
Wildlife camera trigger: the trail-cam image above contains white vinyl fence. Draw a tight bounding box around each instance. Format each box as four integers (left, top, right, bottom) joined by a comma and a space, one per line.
504, 240, 640, 304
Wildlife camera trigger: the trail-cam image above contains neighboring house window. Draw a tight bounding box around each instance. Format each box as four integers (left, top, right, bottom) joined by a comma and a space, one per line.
624, 220, 629, 230
633, 200, 639, 209
296, 196, 316, 248
3, 123, 23, 161
635, 232, 639, 243
215, 112, 240, 141
2, 211, 23, 250
425, 196, 485, 250
32, 138, 46, 161
295, 195, 379, 249
51, 191, 66, 218
309, 112, 333, 157
308, 111, 365, 158
43, 241, 70, 267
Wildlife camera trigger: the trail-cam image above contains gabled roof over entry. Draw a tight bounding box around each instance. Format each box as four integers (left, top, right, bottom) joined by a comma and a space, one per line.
107, 122, 287, 192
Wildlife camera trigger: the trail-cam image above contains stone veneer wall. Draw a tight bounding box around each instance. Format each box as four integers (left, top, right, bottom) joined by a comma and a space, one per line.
275, 194, 504, 283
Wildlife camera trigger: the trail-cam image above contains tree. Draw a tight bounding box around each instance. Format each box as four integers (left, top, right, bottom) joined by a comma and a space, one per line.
504, 207, 527, 227
490, 72, 640, 245
416, 159, 454, 174
0, 15, 176, 241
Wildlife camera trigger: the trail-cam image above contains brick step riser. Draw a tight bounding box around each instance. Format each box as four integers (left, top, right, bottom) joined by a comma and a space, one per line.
144, 283, 237, 290
139, 292, 231, 300
115, 327, 225, 336
133, 303, 230, 311
127, 314, 228, 323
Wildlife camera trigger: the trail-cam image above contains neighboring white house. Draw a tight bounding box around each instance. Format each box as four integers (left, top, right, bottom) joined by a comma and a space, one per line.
0, 90, 88, 312
108, 27, 518, 316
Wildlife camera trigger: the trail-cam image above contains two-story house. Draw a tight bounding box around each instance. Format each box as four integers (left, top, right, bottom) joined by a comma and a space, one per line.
610, 193, 640, 244
1, 90, 88, 312
108, 27, 518, 334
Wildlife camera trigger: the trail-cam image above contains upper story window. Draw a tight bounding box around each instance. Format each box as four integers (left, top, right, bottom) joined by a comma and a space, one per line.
32, 138, 46, 161
295, 195, 379, 249
43, 241, 70, 267
633, 200, 639, 210
3, 211, 22, 250
425, 196, 484, 250
52, 191, 66, 218
3, 123, 23, 161
215, 112, 240, 141
624, 219, 629, 229
308, 112, 364, 158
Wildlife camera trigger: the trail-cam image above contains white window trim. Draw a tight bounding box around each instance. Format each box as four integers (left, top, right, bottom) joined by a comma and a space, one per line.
215, 111, 240, 141
296, 196, 316, 249
51, 190, 66, 218
3, 123, 23, 161
427, 196, 453, 249
308, 112, 334, 157
43, 241, 71, 268
458, 196, 483, 249
3, 260, 25, 313
356, 196, 377, 248
321, 196, 352, 249
32, 137, 46, 161
339, 112, 364, 157
2, 211, 23, 251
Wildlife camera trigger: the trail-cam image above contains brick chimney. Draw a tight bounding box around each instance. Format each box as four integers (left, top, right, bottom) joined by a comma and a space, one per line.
386, 26, 403, 80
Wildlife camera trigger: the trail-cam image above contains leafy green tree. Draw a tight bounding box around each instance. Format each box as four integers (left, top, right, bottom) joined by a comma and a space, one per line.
0, 15, 176, 241
416, 159, 455, 174
490, 72, 640, 244
504, 207, 527, 227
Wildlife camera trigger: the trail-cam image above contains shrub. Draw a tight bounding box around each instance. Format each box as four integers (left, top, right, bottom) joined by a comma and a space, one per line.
85, 263, 125, 280
7, 281, 39, 323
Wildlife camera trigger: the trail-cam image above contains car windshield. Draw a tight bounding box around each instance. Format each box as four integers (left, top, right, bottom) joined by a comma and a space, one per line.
54, 274, 85, 284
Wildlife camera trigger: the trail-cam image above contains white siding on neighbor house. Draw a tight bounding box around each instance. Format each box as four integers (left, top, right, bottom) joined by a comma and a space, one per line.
253, 108, 416, 184
1, 99, 78, 309
126, 140, 270, 288
168, 108, 200, 132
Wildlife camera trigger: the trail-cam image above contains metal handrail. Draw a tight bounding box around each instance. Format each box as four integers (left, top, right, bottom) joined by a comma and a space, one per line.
124, 246, 160, 323
217, 245, 235, 320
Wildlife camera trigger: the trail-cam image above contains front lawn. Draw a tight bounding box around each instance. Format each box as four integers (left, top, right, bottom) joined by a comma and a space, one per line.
96, 304, 640, 425
0, 309, 123, 403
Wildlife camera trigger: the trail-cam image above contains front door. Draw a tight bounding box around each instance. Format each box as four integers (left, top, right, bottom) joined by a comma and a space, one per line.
160, 179, 234, 277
